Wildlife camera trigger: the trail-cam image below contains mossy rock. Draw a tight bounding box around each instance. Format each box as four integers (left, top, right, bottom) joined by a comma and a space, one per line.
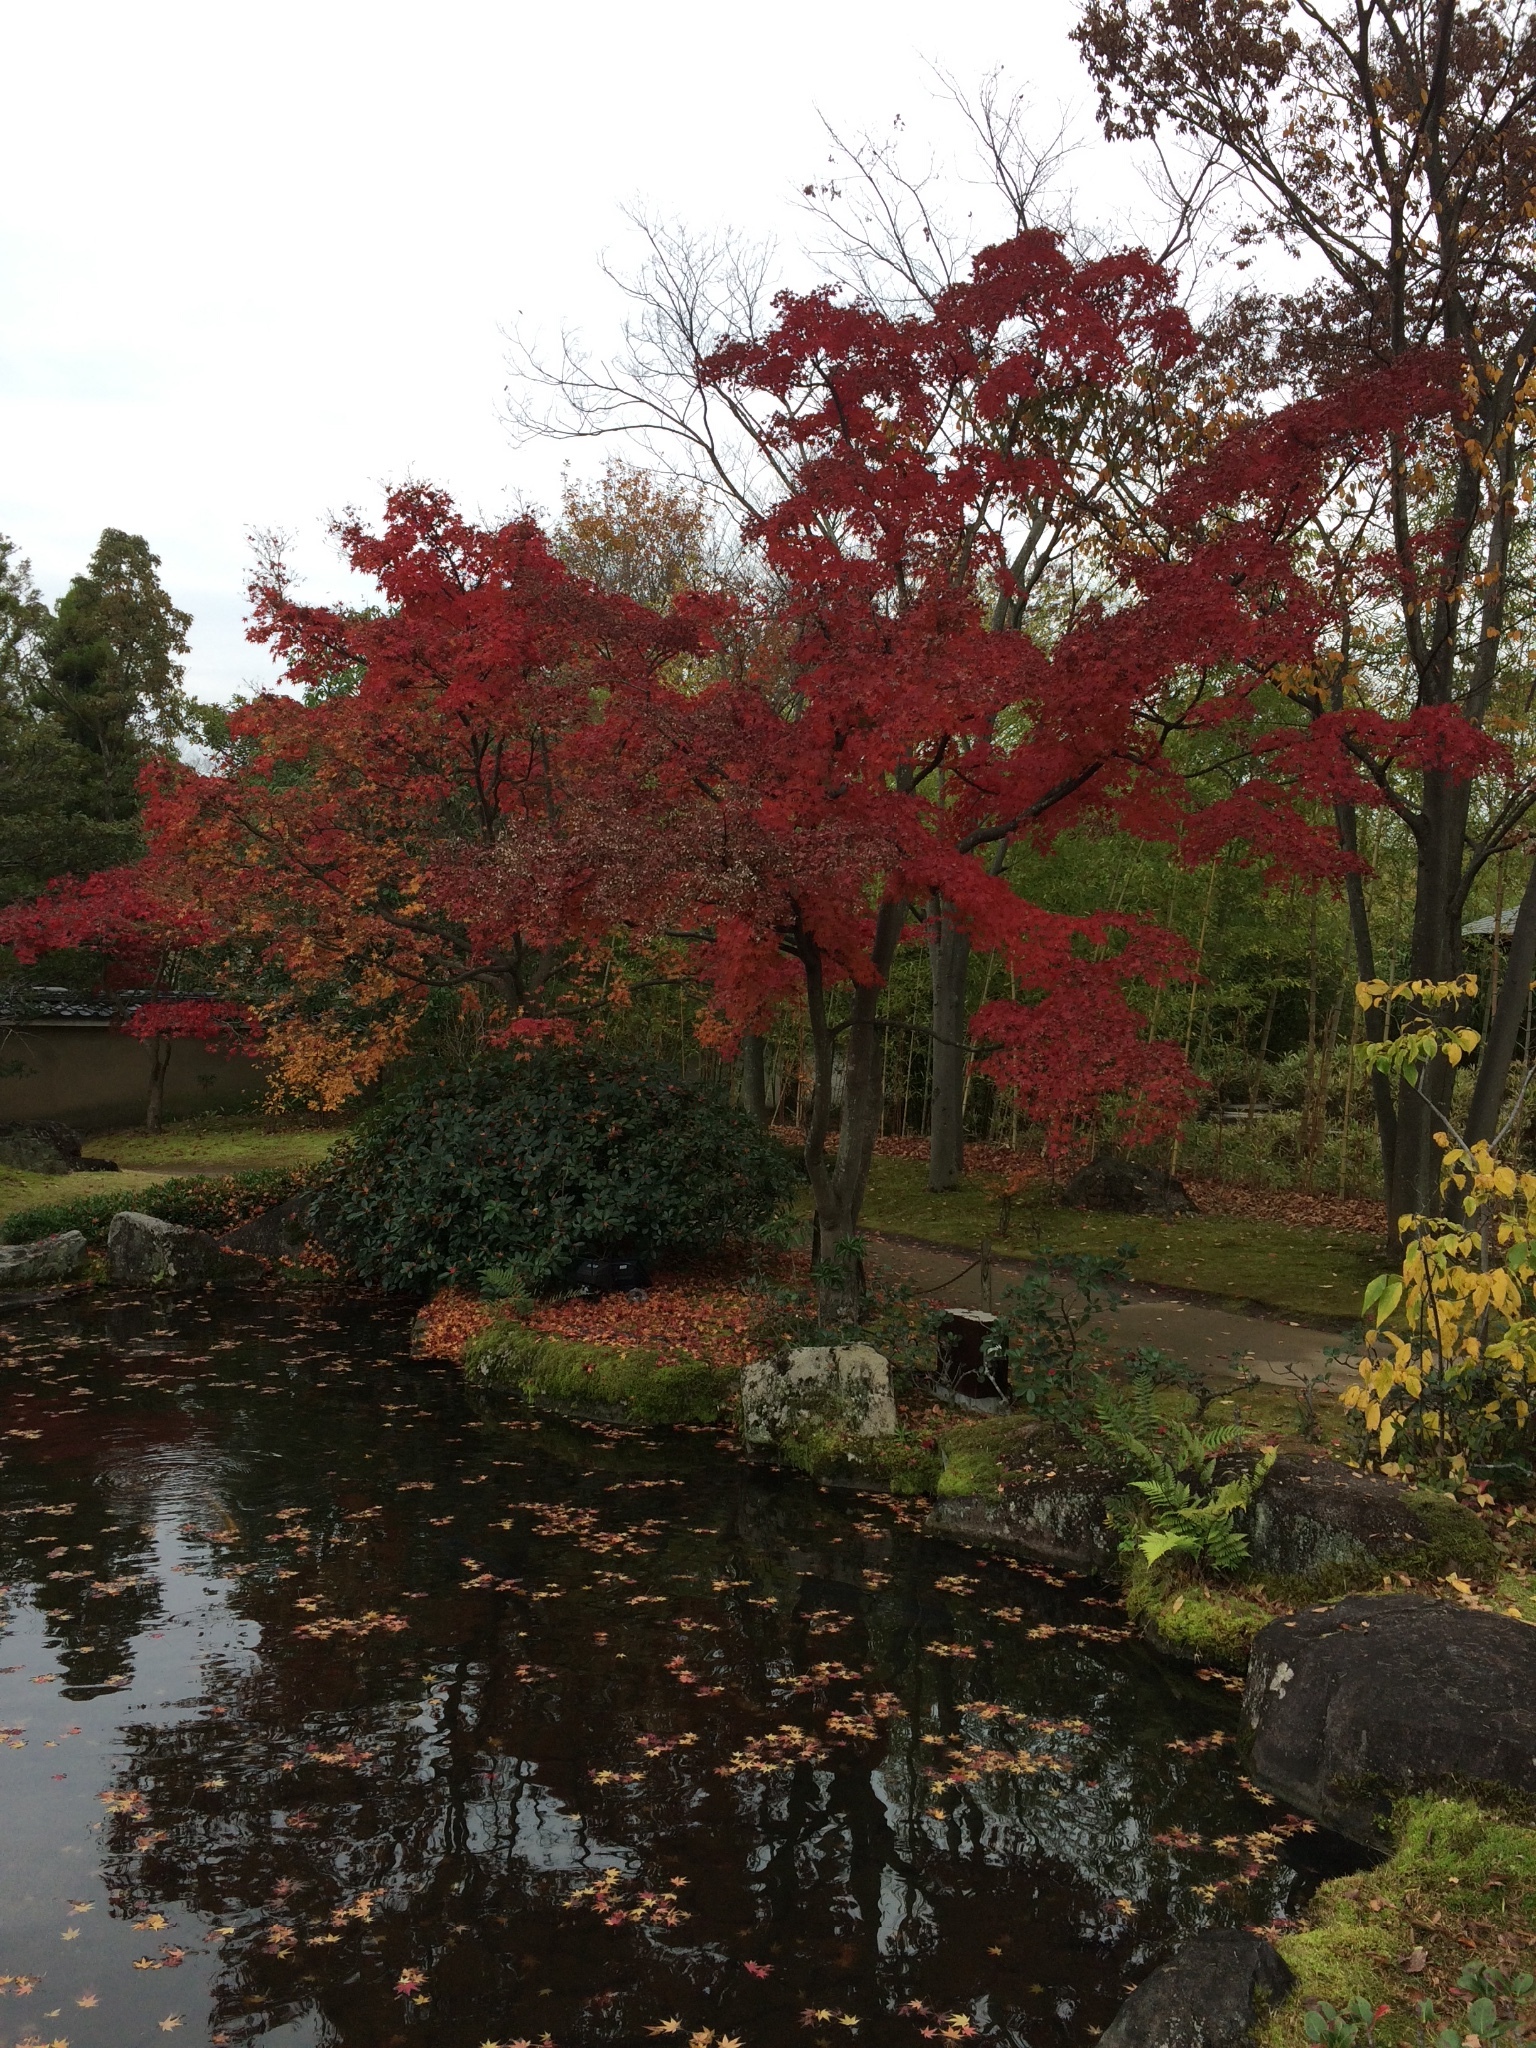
933, 1414, 1048, 1499
1247, 1454, 1496, 1589
769, 1417, 940, 1495
1125, 1557, 1276, 1671
1256, 1797, 1536, 2048
463, 1320, 729, 1426
927, 1458, 1123, 1571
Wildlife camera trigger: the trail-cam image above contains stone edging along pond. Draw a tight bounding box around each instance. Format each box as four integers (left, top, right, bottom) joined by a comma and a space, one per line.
457, 1311, 1536, 2048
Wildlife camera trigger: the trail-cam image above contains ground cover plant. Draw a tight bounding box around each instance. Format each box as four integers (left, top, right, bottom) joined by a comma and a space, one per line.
1259, 1799, 1536, 2048
0, 1113, 341, 1237
1, 1165, 310, 1246
313, 1048, 795, 1295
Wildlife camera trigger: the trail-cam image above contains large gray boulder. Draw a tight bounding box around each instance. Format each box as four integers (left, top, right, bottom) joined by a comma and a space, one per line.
1244, 1594, 1536, 1844
219, 1192, 319, 1263
740, 1344, 897, 1448
925, 1463, 1122, 1571
107, 1211, 260, 1288
0, 1120, 79, 1174
1246, 1453, 1495, 1581
0, 1230, 87, 1287
1099, 1931, 1293, 2048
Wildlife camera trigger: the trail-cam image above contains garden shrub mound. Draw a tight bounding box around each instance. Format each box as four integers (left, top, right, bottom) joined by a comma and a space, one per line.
2, 1168, 309, 1248
312, 1050, 795, 1294
463, 1319, 728, 1426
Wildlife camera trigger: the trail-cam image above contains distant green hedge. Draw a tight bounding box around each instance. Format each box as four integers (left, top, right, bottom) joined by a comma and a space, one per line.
2, 1168, 308, 1248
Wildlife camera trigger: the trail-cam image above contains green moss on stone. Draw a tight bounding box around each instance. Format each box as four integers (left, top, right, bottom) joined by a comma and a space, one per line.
1124, 1558, 1276, 1670
463, 1321, 729, 1426
1398, 1487, 1500, 1577
775, 1419, 940, 1495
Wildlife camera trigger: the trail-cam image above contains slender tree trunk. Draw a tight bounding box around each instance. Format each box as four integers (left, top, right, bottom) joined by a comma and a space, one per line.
146, 1037, 172, 1134
740, 1033, 769, 1126
1389, 774, 1473, 1231
1247, 987, 1277, 1115
1467, 855, 1536, 1147
800, 900, 908, 1322
1336, 802, 1399, 1245
926, 894, 970, 1193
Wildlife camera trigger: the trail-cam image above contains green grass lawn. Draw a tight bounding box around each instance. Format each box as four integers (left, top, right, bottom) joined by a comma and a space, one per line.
849, 1154, 1381, 1324
0, 1113, 343, 1236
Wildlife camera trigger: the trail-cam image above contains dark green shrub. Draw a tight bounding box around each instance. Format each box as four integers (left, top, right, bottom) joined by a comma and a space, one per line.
3, 1169, 309, 1247
313, 1049, 795, 1294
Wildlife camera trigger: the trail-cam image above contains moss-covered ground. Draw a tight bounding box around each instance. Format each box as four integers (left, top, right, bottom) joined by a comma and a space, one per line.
843, 1154, 1381, 1323
0, 1112, 342, 1236
1259, 1798, 1536, 2048
463, 1319, 734, 1426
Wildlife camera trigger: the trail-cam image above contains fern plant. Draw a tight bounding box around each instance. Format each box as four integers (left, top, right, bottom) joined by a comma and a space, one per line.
1094, 1382, 1275, 1573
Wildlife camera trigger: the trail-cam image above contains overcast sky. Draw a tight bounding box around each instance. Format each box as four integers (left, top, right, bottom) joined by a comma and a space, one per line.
1, 0, 1160, 702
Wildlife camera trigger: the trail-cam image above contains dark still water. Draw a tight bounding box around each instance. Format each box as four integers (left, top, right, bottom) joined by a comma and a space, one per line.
0, 1289, 1357, 2048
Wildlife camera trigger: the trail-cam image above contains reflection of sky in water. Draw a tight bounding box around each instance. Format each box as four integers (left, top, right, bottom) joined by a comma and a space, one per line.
0, 1289, 1365, 2048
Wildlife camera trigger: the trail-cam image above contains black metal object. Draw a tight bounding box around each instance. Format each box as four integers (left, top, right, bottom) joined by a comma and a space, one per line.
933, 1308, 1010, 1414
569, 1254, 650, 1297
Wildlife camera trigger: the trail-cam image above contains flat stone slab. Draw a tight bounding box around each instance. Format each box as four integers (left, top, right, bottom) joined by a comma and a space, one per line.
1099, 1930, 1293, 2048
1244, 1593, 1536, 1843
0, 1230, 87, 1288
740, 1344, 896, 1447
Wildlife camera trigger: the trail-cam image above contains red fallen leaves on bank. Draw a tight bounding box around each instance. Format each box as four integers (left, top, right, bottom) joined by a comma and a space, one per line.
414, 1259, 793, 1371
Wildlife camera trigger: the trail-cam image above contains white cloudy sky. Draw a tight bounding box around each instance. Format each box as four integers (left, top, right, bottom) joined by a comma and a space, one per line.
1, 0, 1169, 703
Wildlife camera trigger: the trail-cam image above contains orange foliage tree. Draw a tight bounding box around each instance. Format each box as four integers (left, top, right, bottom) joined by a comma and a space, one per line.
141, 486, 706, 1107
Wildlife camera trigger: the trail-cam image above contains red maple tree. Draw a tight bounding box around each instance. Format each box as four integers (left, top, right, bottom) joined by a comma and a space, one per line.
136, 487, 708, 1108
623, 234, 1457, 1310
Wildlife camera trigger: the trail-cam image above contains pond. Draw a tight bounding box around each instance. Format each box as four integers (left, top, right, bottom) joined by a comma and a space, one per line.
0, 1288, 1362, 2048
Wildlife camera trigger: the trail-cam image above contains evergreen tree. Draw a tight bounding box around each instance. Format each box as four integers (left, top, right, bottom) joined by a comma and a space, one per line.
34, 528, 194, 821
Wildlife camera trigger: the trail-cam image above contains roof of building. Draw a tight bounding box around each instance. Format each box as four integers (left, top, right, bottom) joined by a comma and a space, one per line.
1463, 911, 1522, 939
0, 985, 184, 1023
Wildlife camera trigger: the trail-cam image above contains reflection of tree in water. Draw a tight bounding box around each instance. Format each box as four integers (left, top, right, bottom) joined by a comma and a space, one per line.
6, 1287, 1341, 2046
0, 1406, 171, 1695
97, 1474, 1312, 2046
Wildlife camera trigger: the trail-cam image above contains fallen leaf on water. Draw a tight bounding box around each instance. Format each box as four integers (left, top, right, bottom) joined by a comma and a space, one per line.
160, 2020, 184, 2034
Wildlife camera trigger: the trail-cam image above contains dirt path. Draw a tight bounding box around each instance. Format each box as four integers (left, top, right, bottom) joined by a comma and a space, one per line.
864, 1231, 1360, 1385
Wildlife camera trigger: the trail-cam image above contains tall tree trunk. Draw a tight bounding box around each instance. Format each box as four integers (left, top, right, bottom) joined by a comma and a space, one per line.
800, 901, 908, 1322
1467, 855, 1536, 1148
927, 894, 970, 1193
1389, 773, 1472, 1232
740, 1033, 769, 1126
1336, 802, 1399, 1245
146, 1037, 172, 1134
